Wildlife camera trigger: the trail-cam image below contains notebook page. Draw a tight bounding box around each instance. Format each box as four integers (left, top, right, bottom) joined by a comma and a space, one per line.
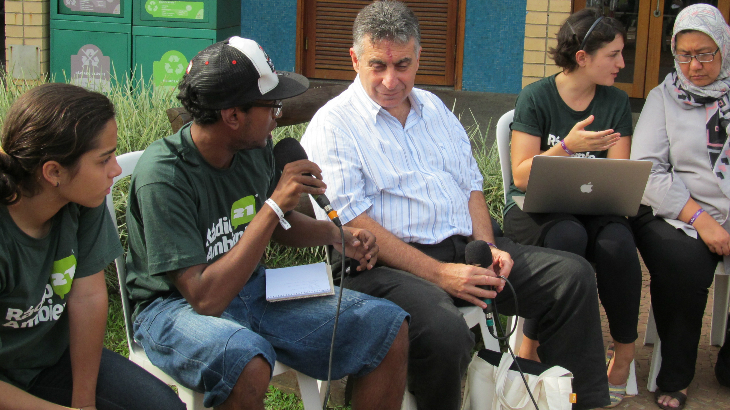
265, 262, 334, 301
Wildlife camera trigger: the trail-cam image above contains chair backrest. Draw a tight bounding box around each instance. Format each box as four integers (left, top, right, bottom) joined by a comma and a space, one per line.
104, 150, 144, 354
495, 110, 514, 204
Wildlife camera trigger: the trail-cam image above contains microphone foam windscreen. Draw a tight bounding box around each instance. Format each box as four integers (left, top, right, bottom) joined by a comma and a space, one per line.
273, 137, 308, 171
464, 240, 493, 268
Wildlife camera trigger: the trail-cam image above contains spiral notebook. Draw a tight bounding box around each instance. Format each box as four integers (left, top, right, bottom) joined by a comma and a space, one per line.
265, 262, 335, 302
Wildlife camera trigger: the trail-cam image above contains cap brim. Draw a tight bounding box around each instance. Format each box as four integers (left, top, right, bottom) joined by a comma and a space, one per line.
260, 71, 310, 100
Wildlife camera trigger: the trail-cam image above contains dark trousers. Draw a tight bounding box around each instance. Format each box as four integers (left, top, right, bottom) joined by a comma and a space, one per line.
524, 219, 642, 344
26, 348, 185, 410
631, 205, 721, 391
336, 236, 609, 410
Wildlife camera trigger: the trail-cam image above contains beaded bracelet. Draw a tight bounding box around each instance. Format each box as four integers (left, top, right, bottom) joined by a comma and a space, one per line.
265, 198, 291, 230
560, 139, 575, 156
689, 208, 705, 226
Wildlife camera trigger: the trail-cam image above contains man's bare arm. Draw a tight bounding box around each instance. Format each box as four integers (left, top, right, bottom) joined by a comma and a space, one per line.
168, 160, 326, 317
347, 212, 500, 308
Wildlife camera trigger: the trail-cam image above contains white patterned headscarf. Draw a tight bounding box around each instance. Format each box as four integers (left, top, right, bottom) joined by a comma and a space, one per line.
667, 4, 730, 194
671, 4, 730, 98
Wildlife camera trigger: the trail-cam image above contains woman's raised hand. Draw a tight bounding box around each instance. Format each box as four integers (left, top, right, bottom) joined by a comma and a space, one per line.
563, 115, 621, 153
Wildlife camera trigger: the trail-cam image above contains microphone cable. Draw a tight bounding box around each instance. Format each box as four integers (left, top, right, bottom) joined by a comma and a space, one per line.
486, 275, 540, 410
322, 224, 346, 410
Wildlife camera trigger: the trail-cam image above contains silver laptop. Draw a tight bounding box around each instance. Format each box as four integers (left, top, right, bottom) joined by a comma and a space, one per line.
512, 156, 652, 216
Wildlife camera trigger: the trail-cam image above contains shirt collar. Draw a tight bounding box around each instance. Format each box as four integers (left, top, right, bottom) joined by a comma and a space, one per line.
351, 75, 424, 124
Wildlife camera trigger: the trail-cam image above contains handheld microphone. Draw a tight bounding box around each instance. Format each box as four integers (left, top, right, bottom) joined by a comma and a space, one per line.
273, 137, 342, 227
464, 240, 496, 332
465, 241, 539, 409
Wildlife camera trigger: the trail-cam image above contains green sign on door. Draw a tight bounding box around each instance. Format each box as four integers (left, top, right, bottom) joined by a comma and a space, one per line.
145, 0, 204, 19
152, 50, 188, 88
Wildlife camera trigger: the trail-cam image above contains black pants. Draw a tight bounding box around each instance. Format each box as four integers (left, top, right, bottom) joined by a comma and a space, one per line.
630, 205, 721, 391
505, 208, 642, 344
335, 236, 609, 410
26, 348, 185, 410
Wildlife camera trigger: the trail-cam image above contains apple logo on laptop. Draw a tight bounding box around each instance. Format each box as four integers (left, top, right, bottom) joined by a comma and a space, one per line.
580, 182, 593, 193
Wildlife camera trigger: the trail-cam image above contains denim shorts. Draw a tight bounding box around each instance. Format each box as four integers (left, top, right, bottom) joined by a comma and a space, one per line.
133, 266, 408, 408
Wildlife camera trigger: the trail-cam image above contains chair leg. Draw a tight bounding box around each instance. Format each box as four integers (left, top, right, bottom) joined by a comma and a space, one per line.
647, 338, 662, 393
507, 316, 524, 354
645, 304, 661, 393
176, 386, 207, 410
317, 380, 328, 405
295, 371, 323, 410
401, 386, 417, 410
626, 360, 639, 396
711, 270, 730, 346
644, 305, 658, 345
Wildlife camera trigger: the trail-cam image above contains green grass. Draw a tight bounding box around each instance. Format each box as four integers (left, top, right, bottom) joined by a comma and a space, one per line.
105, 294, 129, 358
1, 74, 505, 407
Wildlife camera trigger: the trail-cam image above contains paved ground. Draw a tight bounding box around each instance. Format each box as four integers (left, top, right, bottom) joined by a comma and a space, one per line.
601, 256, 730, 409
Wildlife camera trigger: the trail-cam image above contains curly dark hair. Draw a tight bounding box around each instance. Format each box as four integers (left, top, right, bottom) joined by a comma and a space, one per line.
177, 74, 222, 125
0, 83, 115, 205
549, 8, 627, 73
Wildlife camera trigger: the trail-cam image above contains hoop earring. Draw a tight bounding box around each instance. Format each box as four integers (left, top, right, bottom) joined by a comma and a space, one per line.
56, 182, 60, 188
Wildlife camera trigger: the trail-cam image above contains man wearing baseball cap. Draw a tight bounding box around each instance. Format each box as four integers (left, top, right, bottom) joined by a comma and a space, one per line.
124, 37, 409, 409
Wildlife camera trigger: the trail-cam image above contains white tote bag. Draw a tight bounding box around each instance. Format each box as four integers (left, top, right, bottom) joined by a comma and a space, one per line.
462, 349, 574, 410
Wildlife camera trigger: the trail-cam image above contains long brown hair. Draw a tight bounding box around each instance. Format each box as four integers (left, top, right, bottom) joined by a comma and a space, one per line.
0, 83, 115, 205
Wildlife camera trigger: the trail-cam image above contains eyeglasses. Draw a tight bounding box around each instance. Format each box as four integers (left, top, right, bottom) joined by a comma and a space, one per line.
250, 100, 283, 118
674, 48, 720, 64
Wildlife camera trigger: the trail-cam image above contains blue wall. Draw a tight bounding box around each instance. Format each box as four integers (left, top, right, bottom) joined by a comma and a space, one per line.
240, 0, 526, 93
462, 0, 526, 93
240, 0, 298, 72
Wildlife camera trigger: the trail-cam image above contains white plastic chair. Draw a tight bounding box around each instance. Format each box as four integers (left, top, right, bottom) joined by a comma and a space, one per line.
644, 261, 728, 392
106, 151, 324, 410
495, 109, 638, 396
496, 109, 527, 355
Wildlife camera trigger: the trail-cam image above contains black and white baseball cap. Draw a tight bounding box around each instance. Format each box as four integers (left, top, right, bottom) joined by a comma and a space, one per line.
179, 36, 309, 110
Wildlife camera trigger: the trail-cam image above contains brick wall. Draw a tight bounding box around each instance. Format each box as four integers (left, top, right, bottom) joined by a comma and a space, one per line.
522, 0, 571, 88
5, 0, 50, 78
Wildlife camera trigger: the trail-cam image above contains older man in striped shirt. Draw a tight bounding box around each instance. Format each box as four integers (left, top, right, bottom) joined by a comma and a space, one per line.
300, 2, 609, 409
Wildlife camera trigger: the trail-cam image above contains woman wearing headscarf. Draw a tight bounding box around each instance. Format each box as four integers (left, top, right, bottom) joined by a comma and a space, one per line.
631, 4, 730, 409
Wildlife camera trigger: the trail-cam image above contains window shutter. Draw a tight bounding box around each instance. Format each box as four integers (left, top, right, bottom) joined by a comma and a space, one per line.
303, 0, 457, 85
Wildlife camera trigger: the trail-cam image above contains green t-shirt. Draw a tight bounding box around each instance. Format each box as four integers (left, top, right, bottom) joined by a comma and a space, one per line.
125, 123, 279, 314
505, 74, 633, 213
0, 202, 122, 389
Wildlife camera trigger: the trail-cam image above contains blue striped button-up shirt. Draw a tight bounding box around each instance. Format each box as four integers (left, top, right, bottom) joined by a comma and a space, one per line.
300, 77, 484, 244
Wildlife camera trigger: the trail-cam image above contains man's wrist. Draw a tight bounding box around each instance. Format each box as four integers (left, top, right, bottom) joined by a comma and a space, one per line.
265, 198, 291, 230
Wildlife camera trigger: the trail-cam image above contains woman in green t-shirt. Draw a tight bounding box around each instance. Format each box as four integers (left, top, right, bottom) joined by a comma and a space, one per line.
0, 84, 184, 410
506, 8, 641, 408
